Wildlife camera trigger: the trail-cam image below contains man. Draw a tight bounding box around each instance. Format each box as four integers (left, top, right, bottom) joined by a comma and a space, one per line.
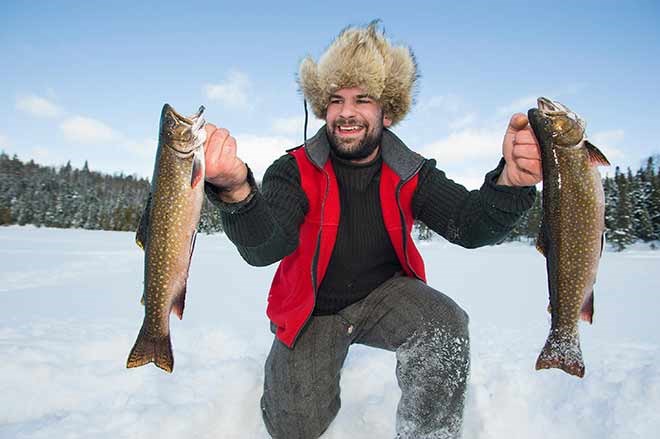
203, 23, 541, 439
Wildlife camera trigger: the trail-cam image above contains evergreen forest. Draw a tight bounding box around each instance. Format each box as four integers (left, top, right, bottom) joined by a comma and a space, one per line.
2, 152, 660, 251
0, 152, 223, 234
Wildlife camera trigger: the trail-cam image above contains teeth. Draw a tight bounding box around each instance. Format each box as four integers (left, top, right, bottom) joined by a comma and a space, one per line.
339, 126, 361, 131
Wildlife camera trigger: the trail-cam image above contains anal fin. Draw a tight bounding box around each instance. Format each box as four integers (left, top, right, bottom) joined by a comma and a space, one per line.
171, 287, 186, 320
580, 290, 594, 324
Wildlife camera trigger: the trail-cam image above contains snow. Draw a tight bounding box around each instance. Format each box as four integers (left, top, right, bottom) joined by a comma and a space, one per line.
1, 226, 658, 438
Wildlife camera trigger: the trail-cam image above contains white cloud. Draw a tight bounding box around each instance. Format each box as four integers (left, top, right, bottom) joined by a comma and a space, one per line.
496, 95, 537, 116
234, 134, 296, 180
448, 113, 477, 130
589, 129, 625, 162
420, 94, 465, 114
420, 128, 502, 165
60, 116, 119, 144
122, 137, 157, 158
271, 115, 325, 138
29, 147, 53, 163
442, 167, 489, 190
204, 71, 252, 110
16, 95, 63, 118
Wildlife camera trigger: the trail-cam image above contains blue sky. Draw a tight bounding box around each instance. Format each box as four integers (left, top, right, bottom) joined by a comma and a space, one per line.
2, 0, 659, 187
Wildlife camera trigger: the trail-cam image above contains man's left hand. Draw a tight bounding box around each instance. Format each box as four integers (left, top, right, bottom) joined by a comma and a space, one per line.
497, 113, 542, 187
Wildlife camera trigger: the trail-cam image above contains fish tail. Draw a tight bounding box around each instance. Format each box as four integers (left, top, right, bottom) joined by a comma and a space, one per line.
535, 329, 584, 378
126, 326, 174, 373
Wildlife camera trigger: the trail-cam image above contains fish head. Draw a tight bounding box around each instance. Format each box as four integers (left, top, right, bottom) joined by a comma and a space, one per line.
529, 97, 585, 148
159, 104, 206, 153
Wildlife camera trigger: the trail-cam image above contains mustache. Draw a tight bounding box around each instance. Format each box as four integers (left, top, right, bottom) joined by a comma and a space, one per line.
334, 117, 366, 128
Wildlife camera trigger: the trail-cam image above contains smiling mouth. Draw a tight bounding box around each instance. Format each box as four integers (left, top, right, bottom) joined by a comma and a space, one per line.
336, 124, 365, 136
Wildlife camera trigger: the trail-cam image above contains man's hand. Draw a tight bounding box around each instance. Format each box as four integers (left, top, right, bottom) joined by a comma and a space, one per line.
204, 124, 251, 202
497, 113, 542, 187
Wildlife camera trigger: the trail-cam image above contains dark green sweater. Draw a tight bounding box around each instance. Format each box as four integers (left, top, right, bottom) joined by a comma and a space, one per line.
206, 142, 536, 313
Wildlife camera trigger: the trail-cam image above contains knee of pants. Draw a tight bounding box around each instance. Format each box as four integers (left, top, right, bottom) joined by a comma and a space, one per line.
424, 294, 470, 341
261, 393, 339, 439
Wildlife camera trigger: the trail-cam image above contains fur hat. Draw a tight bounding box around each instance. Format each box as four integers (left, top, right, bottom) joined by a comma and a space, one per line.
298, 21, 418, 126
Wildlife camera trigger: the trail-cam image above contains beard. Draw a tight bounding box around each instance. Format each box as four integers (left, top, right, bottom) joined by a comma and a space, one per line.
326, 116, 384, 161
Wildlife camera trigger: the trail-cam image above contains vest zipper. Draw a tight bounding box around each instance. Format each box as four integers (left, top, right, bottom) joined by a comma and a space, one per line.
396, 161, 425, 281
292, 158, 329, 345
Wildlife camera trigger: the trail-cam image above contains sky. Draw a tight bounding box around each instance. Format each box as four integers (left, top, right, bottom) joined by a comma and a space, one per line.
2, 0, 659, 188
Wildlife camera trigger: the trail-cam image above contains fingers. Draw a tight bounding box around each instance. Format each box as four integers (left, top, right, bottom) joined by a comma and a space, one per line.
218, 132, 238, 162
513, 127, 536, 145
513, 158, 542, 176
512, 143, 541, 161
207, 127, 235, 158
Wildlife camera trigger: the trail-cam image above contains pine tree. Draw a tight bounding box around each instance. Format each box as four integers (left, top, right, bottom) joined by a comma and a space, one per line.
609, 167, 635, 250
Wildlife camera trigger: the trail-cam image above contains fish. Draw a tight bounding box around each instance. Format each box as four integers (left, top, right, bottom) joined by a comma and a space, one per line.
528, 97, 610, 378
126, 104, 206, 373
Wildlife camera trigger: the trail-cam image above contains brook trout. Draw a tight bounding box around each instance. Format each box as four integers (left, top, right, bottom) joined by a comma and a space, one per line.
528, 97, 610, 378
126, 104, 206, 373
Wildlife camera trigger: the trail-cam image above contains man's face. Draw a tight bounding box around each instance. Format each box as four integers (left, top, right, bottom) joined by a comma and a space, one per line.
325, 87, 392, 161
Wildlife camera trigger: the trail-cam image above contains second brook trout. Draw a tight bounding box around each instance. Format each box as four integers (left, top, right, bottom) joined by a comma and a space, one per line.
528, 97, 610, 378
126, 104, 206, 373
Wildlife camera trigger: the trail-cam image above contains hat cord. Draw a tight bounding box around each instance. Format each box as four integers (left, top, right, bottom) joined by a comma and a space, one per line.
303, 99, 309, 146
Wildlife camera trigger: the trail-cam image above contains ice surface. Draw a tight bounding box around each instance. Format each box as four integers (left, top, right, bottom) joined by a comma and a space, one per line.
0, 226, 658, 438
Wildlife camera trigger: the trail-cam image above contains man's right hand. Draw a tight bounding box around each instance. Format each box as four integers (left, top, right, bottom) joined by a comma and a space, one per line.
203, 124, 252, 202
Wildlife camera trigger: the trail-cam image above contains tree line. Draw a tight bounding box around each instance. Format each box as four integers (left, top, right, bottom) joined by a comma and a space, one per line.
0, 152, 223, 234
2, 152, 660, 250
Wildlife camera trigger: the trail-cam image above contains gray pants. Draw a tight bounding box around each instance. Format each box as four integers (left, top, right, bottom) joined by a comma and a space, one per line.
261, 275, 470, 439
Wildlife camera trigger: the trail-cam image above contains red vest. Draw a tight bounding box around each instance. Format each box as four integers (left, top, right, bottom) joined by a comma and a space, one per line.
267, 129, 427, 347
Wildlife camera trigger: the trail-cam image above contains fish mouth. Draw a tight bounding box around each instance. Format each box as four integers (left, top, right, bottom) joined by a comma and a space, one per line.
537, 97, 571, 115
163, 104, 205, 129
161, 104, 207, 154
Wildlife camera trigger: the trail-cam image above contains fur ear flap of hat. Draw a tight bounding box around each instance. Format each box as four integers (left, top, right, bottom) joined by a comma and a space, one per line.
298, 21, 418, 126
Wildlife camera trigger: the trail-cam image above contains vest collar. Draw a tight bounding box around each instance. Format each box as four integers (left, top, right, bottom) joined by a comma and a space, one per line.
305, 126, 425, 181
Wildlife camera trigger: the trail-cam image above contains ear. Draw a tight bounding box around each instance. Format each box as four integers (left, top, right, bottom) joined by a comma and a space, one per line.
383, 115, 393, 127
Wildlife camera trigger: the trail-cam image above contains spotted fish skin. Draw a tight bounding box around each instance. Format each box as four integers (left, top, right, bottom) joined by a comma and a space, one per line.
126, 104, 206, 373
528, 97, 610, 378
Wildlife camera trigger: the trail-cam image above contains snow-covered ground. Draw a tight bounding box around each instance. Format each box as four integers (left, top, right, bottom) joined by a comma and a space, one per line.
1, 226, 658, 438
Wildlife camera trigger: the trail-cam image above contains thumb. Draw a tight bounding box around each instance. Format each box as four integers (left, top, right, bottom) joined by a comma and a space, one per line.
507, 113, 528, 133
502, 113, 528, 158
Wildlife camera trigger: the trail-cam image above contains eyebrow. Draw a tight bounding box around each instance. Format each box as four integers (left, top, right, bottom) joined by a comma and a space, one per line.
329, 94, 372, 100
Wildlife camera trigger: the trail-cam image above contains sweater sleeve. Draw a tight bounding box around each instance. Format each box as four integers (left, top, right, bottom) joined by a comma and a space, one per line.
204, 154, 309, 266
412, 158, 536, 248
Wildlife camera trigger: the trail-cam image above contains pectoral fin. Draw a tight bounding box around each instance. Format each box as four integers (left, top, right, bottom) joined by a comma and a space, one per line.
136, 192, 152, 250
191, 152, 204, 189
585, 140, 611, 167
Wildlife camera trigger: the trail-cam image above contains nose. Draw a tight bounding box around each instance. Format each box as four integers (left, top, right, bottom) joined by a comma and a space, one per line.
337, 100, 358, 119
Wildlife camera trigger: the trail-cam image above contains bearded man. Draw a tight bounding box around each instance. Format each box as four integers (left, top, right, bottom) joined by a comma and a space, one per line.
203, 22, 541, 439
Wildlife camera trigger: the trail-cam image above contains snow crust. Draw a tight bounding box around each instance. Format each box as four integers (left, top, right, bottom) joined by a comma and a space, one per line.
1, 226, 658, 438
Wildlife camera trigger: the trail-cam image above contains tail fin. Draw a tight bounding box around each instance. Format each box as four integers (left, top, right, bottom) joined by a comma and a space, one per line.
535, 329, 585, 378
126, 326, 174, 373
